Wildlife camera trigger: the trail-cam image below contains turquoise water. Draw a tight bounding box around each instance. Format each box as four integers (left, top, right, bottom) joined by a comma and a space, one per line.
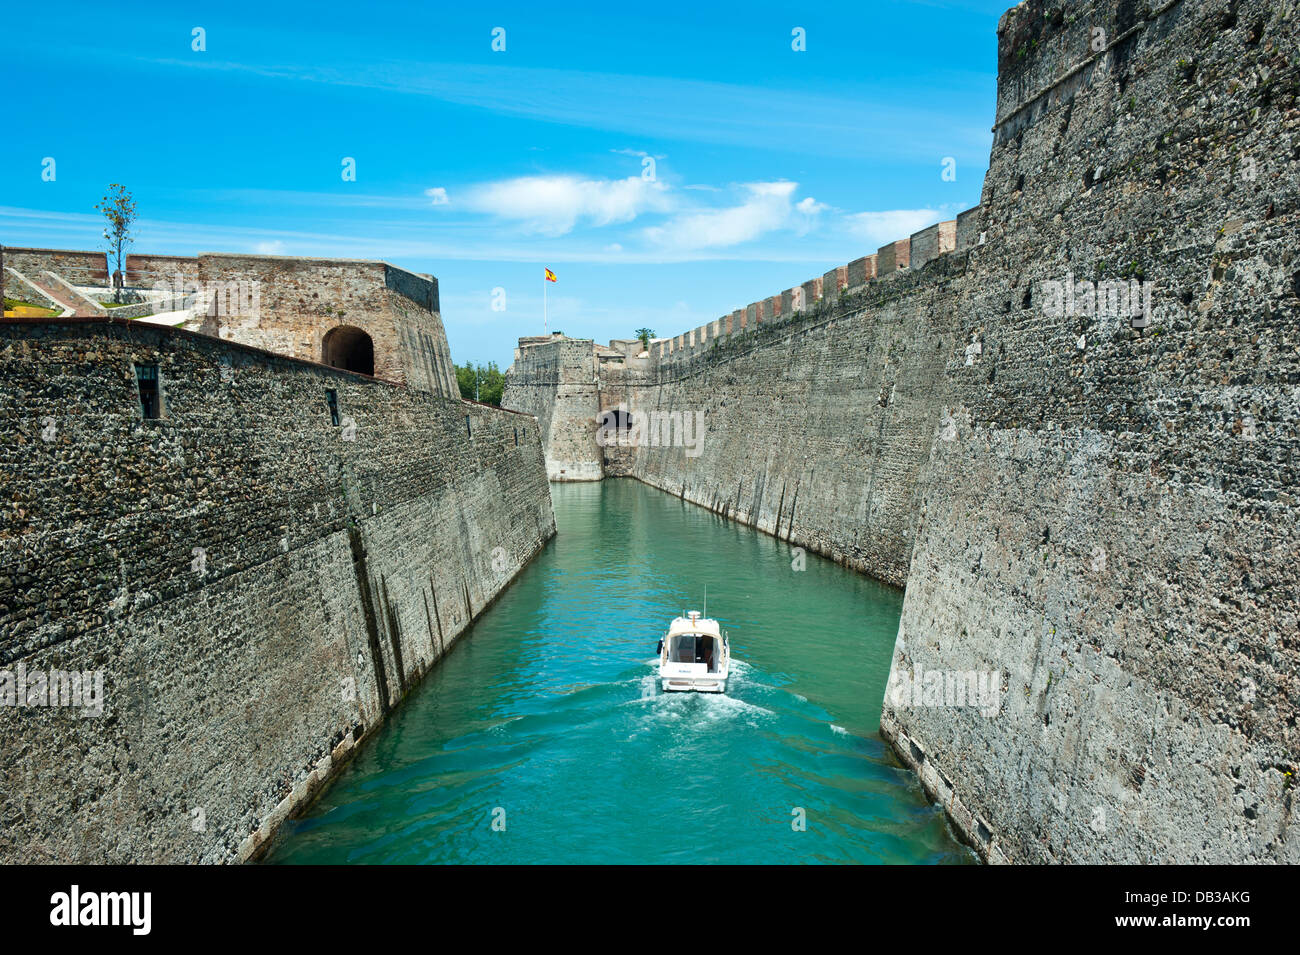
266, 480, 970, 864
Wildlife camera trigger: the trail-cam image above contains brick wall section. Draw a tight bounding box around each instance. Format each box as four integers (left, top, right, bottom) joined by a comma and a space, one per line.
846, 255, 877, 289
125, 253, 200, 288
822, 266, 848, 303
801, 276, 823, 307
877, 238, 911, 275
3, 247, 108, 286
955, 206, 982, 252
909, 220, 957, 270
0, 318, 555, 863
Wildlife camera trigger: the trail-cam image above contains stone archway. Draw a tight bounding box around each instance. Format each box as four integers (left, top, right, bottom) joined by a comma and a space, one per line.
322, 325, 374, 376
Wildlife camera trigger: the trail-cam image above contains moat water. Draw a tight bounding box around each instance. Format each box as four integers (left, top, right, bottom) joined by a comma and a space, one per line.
267, 480, 971, 864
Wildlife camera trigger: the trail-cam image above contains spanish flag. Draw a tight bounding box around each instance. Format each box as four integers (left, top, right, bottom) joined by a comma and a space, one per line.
544, 268, 557, 283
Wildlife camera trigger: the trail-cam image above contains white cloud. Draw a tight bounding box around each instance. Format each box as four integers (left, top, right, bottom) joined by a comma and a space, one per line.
643, 181, 822, 251
459, 175, 671, 236
254, 240, 286, 254
426, 187, 449, 205
844, 209, 943, 248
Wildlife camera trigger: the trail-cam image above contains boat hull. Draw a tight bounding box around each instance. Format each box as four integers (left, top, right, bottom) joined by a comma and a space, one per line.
660, 674, 728, 693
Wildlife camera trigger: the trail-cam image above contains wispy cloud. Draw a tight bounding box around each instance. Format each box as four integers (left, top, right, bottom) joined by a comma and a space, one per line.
844, 208, 946, 247
643, 181, 823, 251
453, 175, 672, 236
137, 55, 991, 161
1, 190, 951, 266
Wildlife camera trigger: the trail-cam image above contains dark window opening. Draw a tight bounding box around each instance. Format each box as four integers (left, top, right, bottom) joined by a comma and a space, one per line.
465, 415, 472, 437
136, 364, 160, 419
326, 389, 340, 426
513, 427, 518, 446
667, 634, 721, 673
322, 325, 375, 376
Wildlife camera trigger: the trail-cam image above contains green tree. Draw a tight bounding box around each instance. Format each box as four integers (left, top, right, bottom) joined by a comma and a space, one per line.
96, 184, 136, 303
635, 327, 656, 351
456, 361, 505, 406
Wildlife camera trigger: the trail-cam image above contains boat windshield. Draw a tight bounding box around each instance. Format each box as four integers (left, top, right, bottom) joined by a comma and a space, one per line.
667, 633, 720, 672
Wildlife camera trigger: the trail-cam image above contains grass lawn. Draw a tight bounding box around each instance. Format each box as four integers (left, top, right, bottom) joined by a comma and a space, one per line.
3, 297, 60, 318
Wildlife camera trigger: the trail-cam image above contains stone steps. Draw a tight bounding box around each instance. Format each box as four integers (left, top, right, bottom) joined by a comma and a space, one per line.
37, 270, 107, 316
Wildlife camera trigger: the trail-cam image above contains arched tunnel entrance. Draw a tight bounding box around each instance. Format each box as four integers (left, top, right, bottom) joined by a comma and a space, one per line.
322, 325, 375, 376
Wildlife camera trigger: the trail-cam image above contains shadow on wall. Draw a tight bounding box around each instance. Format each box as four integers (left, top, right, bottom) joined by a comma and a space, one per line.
323, 325, 375, 376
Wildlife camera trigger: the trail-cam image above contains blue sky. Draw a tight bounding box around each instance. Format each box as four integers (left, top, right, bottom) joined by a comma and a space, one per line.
3, 0, 1008, 368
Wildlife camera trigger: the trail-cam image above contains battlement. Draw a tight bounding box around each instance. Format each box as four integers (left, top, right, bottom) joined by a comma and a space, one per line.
648, 207, 979, 365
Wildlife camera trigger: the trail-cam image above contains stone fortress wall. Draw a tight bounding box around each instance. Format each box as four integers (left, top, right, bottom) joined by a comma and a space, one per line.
503, 211, 977, 585
502, 335, 615, 481
618, 249, 970, 588
503, 0, 1299, 862
1, 253, 556, 861
3, 247, 460, 398
883, 0, 1299, 864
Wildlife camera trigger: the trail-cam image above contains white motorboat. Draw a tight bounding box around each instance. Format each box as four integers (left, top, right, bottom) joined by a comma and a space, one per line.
657, 610, 729, 693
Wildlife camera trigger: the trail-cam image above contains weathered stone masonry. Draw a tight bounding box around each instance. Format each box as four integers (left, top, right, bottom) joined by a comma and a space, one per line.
503, 335, 638, 482
883, 0, 1299, 864
0, 319, 555, 862
505, 0, 1299, 862
4, 248, 461, 398
621, 260, 965, 589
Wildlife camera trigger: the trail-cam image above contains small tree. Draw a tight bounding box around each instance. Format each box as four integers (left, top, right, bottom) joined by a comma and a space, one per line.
635, 327, 656, 351
96, 184, 136, 302
455, 361, 505, 406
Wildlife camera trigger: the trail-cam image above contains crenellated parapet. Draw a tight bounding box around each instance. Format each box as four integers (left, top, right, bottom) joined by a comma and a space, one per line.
647, 207, 980, 366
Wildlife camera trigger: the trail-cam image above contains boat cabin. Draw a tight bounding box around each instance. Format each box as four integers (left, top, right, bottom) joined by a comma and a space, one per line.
658, 611, 729, 692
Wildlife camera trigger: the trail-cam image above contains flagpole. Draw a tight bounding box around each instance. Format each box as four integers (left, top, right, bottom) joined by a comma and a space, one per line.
544, 271, 548, 334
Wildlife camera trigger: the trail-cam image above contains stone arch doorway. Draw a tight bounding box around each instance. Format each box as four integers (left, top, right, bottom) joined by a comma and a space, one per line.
322, 325, 374, 376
